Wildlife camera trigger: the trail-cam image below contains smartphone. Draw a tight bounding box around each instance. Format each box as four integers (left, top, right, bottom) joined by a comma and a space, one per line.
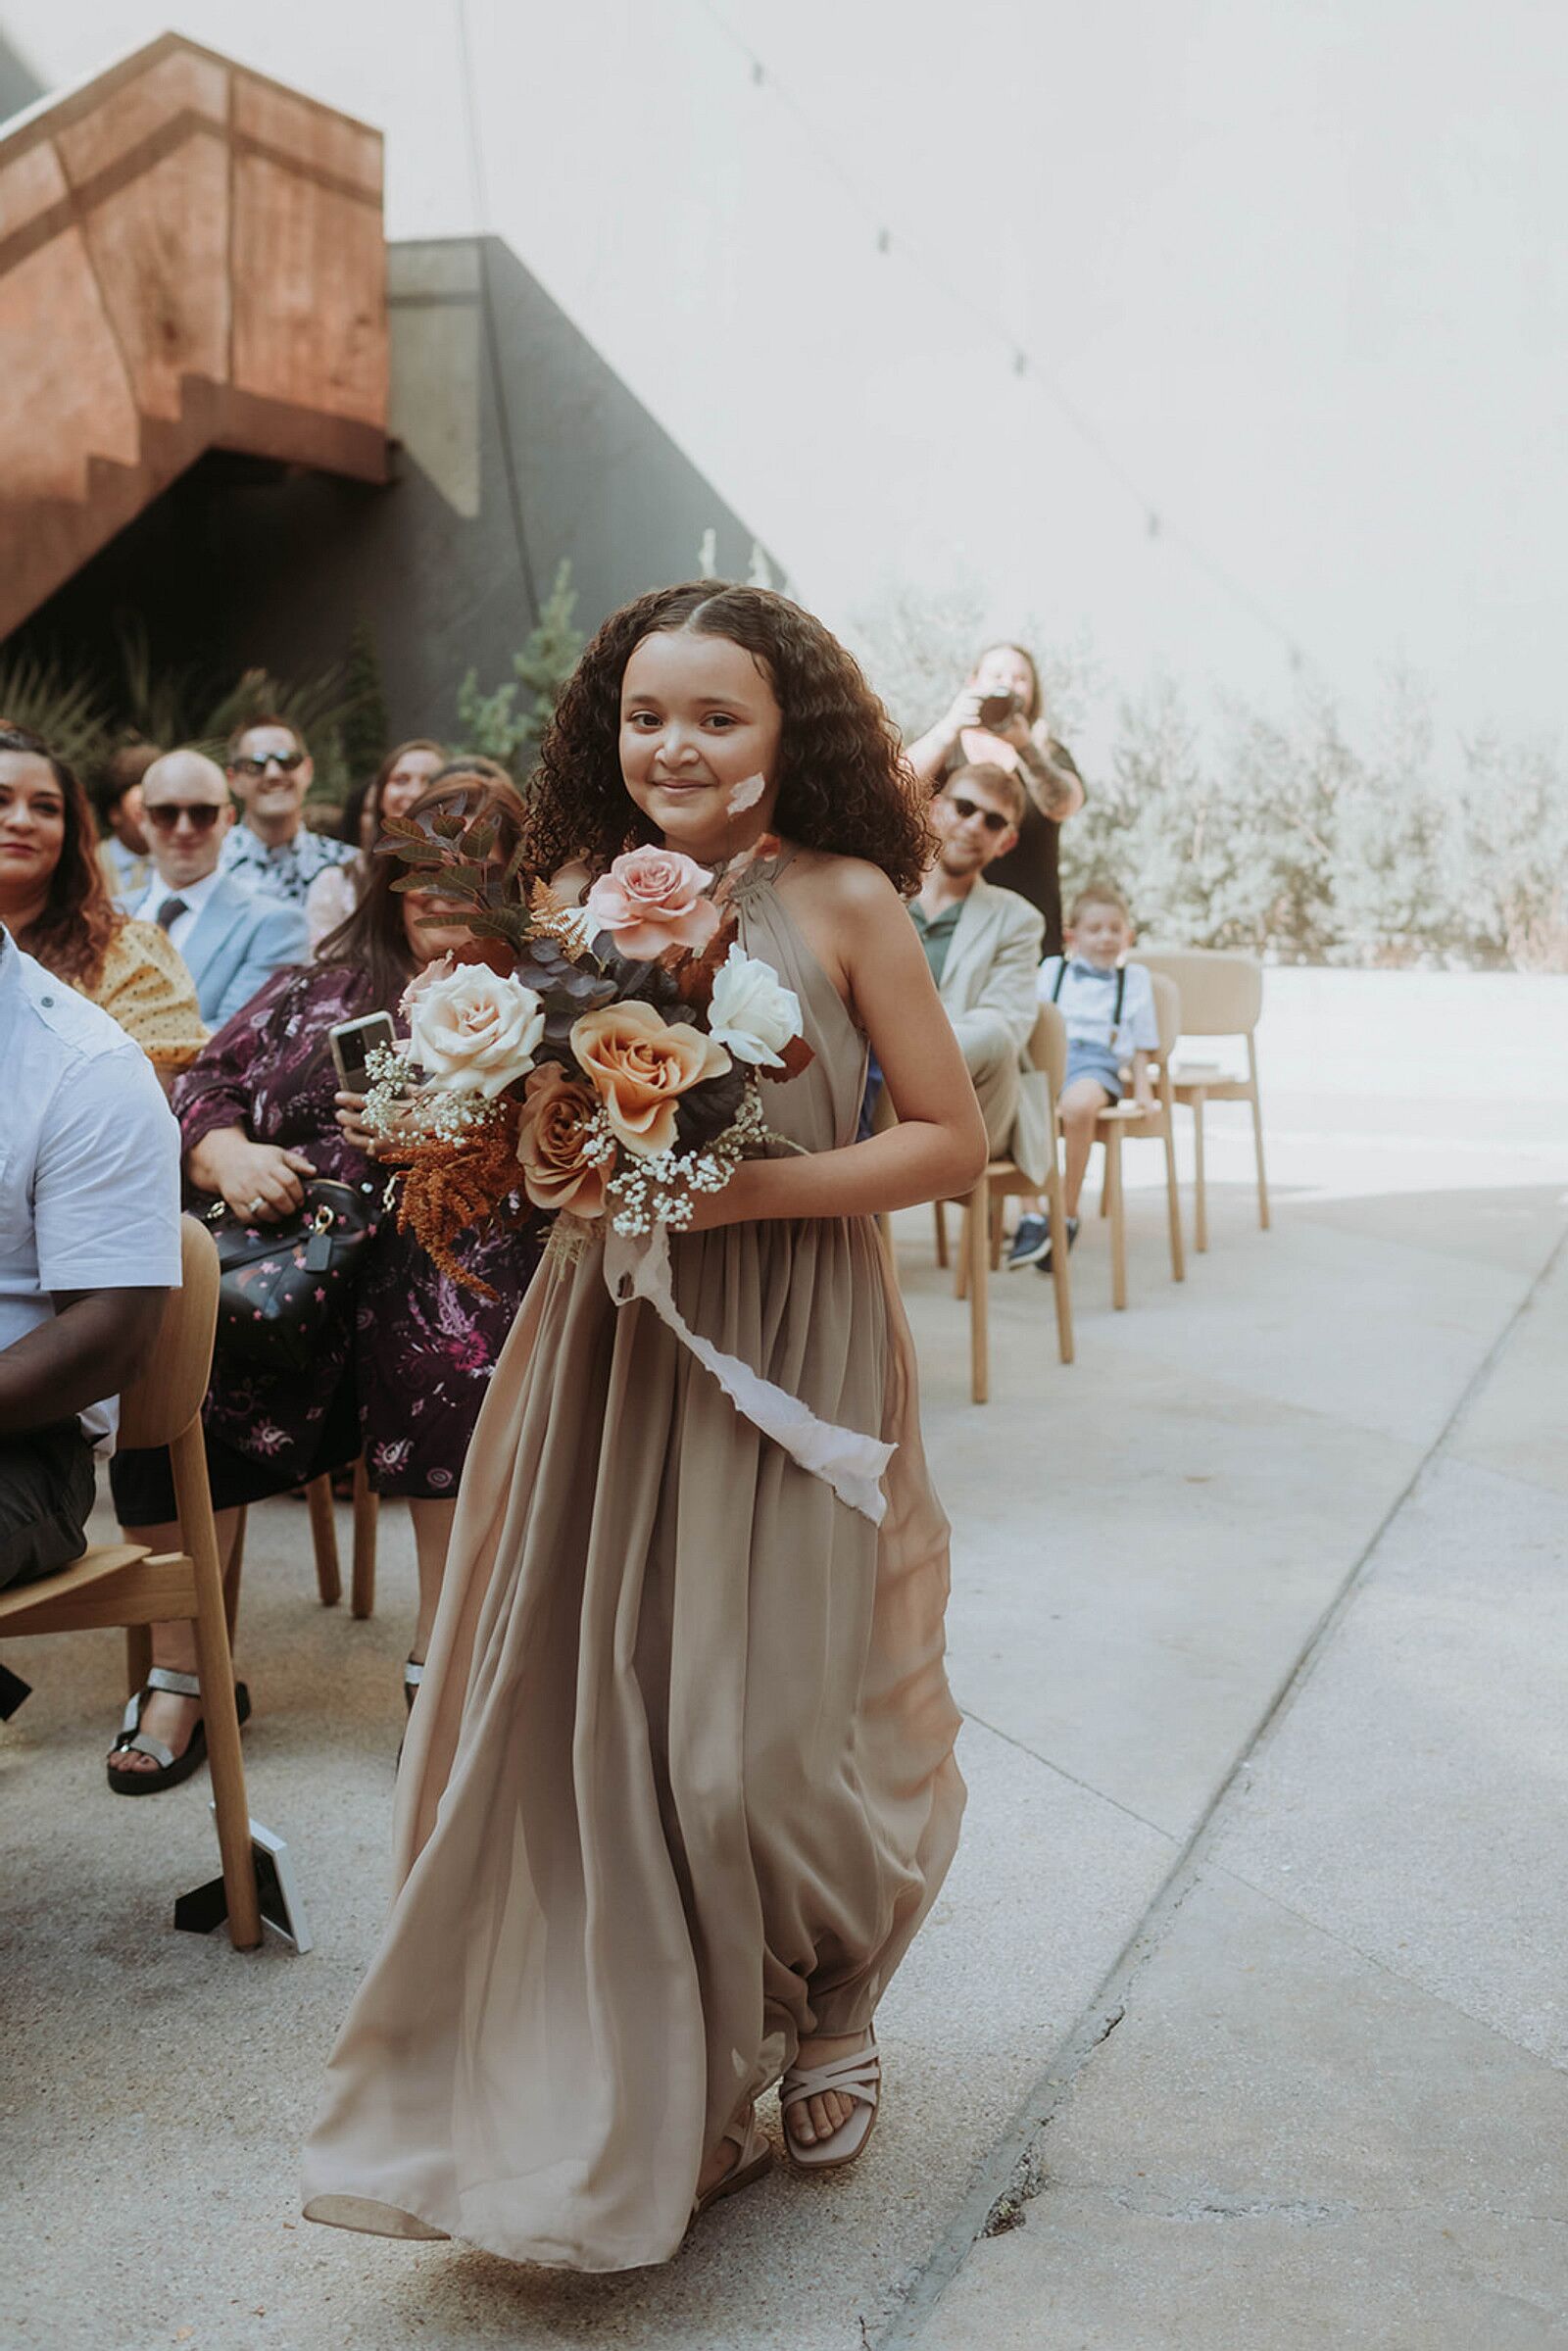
329, 1010, 396, 1090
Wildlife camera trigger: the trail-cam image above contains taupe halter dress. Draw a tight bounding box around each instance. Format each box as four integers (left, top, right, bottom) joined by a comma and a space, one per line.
303, 848, 964, 2271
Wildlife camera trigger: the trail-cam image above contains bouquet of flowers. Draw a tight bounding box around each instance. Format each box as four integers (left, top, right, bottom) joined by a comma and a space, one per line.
359, 808, 812, 1293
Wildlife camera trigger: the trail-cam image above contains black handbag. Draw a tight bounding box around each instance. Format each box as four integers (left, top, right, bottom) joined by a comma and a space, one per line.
208, 1177, 380, 1375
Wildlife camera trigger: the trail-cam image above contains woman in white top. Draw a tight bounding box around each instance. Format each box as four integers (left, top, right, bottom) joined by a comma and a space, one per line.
305, 738, 447, 951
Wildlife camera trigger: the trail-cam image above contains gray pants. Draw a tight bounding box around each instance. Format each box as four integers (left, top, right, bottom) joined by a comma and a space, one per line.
0, 1422, 96, 1593
964, 1028, 1021, 1161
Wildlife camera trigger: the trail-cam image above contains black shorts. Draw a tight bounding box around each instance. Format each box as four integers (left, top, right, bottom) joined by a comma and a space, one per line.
108, 1373, 361, 1529
0, 1421, 97, 1592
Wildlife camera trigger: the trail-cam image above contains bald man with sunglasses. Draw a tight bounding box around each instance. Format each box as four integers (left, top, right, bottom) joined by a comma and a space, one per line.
218, 716, 356, 910
132, 750, 307, 1027
908, 762, 1051, 1185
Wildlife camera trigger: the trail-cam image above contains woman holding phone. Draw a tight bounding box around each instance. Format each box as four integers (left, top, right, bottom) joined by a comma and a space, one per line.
105, 767, 539, 1794
904, 642, 1085, 955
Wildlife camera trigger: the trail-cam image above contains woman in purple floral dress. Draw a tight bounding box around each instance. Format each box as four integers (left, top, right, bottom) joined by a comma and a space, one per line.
106, 771, 539, 1793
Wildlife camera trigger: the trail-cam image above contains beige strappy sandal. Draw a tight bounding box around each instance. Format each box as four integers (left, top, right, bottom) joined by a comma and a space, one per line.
691, 2107, 772, 2221
779, 2032, 881, 2172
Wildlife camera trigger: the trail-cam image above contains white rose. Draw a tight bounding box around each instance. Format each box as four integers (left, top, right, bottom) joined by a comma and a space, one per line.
407, 964, 546, 1098
706, 945, 803, 1069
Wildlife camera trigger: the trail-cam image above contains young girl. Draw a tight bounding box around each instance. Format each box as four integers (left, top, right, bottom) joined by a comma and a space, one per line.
302, 584, 986, 2271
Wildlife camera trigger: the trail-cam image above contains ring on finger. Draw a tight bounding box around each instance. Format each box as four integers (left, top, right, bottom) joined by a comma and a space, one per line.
247, 1196, 266, 1216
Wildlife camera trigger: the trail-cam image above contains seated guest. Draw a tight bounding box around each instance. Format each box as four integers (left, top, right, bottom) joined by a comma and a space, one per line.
219, 715, 357, 908
0, 922, 180, 1606
93, 739, 161, 905
908, 761, 1049, 1182
304, 737, 446, 951
107, 767, 541, 1791
131, 750, 307, 1025
0, 726, 204, 1077
1028, 883, 1159, 1272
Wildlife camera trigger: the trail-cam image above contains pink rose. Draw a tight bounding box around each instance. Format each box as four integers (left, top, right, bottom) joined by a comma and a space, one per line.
584, 848, 721, 960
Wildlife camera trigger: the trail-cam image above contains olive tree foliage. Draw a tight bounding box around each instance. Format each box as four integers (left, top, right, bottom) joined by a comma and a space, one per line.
850, 581, 1567, 969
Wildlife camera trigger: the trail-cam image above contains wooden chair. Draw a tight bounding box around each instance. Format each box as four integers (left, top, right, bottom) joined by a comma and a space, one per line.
1091, 968, 1186, 1310
947, 1002, 1076, 1401
0, 1218, 262, 1948
230, 1454, 379, 1622
1133, 948, 1268, 1252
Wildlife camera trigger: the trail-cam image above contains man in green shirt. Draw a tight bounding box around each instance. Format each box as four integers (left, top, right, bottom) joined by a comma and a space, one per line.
907, 763, 1048, 1176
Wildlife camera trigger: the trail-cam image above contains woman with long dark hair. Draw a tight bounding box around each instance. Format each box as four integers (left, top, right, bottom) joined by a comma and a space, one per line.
105, 765, 540, 1793
304, 586, 981, 2267
306, 737, 449, 950
0, 724, 203, 1073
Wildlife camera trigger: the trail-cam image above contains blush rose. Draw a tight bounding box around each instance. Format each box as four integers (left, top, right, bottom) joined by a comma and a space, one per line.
584, 847, 720, 960
570, 1000, 731, 1157
515, 1063, 607, 1216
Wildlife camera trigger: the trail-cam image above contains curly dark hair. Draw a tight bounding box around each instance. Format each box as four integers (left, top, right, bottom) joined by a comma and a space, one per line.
524, 582, 932, 897
0, 725, 122, 990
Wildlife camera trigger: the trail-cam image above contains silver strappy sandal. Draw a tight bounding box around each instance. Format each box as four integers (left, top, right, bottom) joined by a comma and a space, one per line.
779, 2032, 881, 2171
107, 1665, 251, 1796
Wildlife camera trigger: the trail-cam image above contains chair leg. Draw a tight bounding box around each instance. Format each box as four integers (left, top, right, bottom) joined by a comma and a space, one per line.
1044, 1154, 1075, 1366
350, 1455, 378, 1621
125, 1624, 152, 1696
1249, 1039, 1270, 1230
1163, 1118, 1186, 1284
967, 1174, 991, 1403
933, 1200, 950, 1269
224, 1506, 246, 1641
990, 1192, 1005, 1272
1106, 1130, 1127, 1309
307, 1473, 341, 1608
172, 1425, 262, 1952
1191, 1089, 1208, 1253
954, 1206, 969, 1299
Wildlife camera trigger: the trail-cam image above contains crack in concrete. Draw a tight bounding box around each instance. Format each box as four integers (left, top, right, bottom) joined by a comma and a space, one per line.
955, 1706, 1180, 1843
877, 1220, 1568, 2351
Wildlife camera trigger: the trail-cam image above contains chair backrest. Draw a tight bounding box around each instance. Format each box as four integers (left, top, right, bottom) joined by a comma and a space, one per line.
1027, 1000, 1067, 1095
1145, 969, 1182, 1062
115, 1216, 220, 1452
1134, 948, 1261, 1037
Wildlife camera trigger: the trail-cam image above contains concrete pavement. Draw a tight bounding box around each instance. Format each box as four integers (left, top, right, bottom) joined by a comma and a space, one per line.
3, 971, 1565, 2349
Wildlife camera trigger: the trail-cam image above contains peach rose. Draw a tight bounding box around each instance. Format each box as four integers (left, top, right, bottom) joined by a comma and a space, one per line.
570, 1000, 731, 1158
584, 848, 720, 960
515, 1063, 607, 1217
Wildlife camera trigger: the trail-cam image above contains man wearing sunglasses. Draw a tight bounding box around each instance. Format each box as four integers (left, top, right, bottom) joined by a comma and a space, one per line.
218, 716, 356, 910
132, 750, 307, 1026
908, 762, 1050, 1186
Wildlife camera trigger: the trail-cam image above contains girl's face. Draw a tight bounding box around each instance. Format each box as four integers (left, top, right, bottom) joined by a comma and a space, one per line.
0, 751, 66, 910
619, 629, 784, 858
378, 747, 446, 832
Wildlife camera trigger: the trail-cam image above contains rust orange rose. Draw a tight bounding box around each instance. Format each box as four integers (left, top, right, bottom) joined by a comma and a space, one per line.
515, 1063, 608, 1216
569, 1000, 730, 1158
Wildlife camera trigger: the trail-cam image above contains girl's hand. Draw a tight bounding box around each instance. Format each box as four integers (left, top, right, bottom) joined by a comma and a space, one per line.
334, 1089, 377, 1156
212, 1139, 317, 1223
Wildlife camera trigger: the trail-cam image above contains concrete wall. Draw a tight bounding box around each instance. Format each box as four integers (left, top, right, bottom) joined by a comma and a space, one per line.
6, 234, 781, 743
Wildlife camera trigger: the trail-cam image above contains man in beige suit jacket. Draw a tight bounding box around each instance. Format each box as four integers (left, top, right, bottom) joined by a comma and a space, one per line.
908, 763, 1049, 1185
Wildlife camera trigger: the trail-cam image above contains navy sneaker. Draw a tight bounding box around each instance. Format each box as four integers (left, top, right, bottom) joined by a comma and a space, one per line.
1005, 1213, 1052, 1270
1035, 1215, 1080, 1275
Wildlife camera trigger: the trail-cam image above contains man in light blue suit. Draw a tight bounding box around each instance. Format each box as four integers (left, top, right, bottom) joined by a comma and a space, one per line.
126, 751, 308, 1028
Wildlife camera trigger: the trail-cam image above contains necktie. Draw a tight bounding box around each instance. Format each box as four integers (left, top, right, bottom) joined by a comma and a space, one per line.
155, 895, 187, 931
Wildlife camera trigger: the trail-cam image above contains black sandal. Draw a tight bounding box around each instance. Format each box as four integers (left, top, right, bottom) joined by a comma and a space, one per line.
106, 1666, 251, 1796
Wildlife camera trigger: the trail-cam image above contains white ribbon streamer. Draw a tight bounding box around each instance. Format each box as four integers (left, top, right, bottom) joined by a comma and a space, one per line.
602, 1225, 895, 1526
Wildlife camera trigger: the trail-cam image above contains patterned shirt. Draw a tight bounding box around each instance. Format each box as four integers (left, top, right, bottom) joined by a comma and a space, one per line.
219, 822, 356, 908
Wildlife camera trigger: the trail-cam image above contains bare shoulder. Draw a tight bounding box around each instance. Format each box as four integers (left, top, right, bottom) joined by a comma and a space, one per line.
783, 847, 905, 923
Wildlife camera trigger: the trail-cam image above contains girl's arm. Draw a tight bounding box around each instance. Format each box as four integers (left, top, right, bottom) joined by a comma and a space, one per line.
691, 864, 987, 1227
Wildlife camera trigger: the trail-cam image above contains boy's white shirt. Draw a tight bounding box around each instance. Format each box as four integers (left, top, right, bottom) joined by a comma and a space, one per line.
1037, 955, 1159, 1059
